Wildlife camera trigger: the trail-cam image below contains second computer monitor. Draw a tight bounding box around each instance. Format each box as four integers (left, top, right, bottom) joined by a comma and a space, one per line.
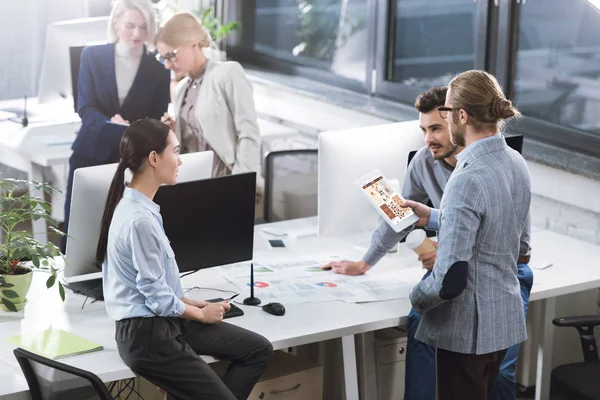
64, 151, 215, 281
318, 120, 425, 237
38, 17, 108, 103
154, 172, 257, 273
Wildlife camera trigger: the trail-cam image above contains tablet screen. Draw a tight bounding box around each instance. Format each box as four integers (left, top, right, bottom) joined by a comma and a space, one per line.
358, 171, 416, 231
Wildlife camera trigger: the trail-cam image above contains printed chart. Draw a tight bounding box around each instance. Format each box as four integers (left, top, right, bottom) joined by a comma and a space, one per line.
219, 255, 421, 304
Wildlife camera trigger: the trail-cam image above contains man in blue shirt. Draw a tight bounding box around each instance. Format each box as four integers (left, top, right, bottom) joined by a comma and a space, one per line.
323, 86, 533, 400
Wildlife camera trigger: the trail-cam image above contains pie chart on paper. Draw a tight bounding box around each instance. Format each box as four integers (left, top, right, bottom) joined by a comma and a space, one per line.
315, 282, 337, 288
248, 281, 270, 288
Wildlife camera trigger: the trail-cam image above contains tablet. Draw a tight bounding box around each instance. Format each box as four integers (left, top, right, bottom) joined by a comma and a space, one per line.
355, 169, 418, 233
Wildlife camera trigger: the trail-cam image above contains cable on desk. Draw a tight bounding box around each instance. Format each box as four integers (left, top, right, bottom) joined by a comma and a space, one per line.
233, 300, 261, 308
184, 286, 237, 295
180, 269, 201, 278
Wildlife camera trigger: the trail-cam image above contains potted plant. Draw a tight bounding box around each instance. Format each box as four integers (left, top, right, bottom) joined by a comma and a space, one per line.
0, 179, 65, 312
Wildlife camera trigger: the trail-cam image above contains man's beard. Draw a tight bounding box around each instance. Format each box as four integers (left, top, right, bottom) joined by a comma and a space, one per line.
430, 145, 458, 160
450, 114, 466, 147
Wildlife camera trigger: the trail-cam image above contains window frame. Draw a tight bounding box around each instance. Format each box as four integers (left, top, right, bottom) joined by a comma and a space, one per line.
373, 0, 494, 103
500, 0, 600, 163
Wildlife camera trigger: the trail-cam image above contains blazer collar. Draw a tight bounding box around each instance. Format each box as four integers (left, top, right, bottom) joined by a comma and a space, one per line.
456, 134, 506, 167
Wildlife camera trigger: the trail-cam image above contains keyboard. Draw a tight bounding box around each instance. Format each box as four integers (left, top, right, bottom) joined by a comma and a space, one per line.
206, 298, 244, 319
65, 278, 104, 301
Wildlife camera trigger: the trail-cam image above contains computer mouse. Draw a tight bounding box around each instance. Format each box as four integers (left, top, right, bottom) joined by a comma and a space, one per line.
262, 302, 285, 316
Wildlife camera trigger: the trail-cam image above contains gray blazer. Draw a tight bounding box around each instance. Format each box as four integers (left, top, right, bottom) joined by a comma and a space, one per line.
410, 134, 530, 354
173, 60, 261, 176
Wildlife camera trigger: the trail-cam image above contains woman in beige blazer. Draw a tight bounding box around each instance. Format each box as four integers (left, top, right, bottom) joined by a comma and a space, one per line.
155, 12, 261, 179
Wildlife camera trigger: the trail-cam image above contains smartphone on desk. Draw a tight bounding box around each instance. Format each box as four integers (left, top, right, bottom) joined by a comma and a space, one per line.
269, 239, 285, 248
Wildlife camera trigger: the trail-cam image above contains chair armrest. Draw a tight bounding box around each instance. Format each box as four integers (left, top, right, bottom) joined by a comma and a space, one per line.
553, 316, 600, 362
553, 315, 600, 328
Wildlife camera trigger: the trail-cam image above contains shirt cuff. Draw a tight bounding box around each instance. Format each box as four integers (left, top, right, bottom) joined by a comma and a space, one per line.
362, 247, 386, 267
426, 208, 440, 231
173, 298, 186, 317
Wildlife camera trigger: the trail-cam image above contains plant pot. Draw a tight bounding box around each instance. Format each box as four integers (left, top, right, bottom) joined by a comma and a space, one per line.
0, 268, 33, 312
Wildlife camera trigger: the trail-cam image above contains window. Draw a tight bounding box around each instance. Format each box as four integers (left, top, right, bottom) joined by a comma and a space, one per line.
239, 0, 370, 83
513, 0, 600, 141
388, 0, 479, 88
374, 0, 488, 103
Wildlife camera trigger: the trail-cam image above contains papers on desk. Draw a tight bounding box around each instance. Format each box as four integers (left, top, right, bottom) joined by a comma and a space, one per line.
30, 133, 74, 146
0, 110, 17, 121
220, 255, 419, 304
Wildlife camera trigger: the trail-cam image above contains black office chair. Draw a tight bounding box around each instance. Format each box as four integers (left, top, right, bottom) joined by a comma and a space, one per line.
263, 149, 318, 222
13, 347, 113, 400
551, 316, 600, 400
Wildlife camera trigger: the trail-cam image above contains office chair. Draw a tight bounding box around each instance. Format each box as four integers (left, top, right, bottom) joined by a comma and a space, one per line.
551, 315, 600, 400
13, 347, 113, 400
263, 149, 318, 222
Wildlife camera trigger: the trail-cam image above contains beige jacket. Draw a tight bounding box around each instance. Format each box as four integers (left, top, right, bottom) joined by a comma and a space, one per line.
173, 60, 261, 177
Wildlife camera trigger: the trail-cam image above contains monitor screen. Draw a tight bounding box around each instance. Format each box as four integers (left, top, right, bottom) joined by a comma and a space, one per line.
64, 151, 215, 281
318, 120, 425, 237
154, 172, 257, 273
38, 17, 108, 103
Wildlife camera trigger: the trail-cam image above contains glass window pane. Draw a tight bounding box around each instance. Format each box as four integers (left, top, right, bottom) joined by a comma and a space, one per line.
389, 0, 479, 89
254, 0, 369, 82
513, 0, 600, 137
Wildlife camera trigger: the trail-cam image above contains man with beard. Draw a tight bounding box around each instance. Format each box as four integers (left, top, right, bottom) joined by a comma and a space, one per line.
402, 70, 531, 400
323, 85, 532, 400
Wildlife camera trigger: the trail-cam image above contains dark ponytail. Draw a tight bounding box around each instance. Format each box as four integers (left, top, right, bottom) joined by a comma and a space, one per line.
95, 118, 171, 264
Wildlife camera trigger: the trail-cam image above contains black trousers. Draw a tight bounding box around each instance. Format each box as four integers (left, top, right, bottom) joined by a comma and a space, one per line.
437, 348, 508, 400
116, 317, 273, 400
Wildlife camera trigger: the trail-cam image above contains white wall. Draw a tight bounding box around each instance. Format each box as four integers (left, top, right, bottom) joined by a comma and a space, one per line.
0, 0, 84, 101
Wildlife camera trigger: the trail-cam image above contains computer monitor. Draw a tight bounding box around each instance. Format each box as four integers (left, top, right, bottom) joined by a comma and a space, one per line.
38, 17, 108, 104
318, 120, 425, 237
505, 134, 524, 154
64, 151, 215, 282
154, 172, 257, 273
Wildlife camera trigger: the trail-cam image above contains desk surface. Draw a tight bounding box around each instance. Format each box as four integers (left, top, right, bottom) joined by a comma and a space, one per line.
1, 218, 600, 398
0, 97, 79, 168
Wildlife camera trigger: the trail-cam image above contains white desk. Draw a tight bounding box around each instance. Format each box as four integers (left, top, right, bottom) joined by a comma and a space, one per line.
0, 364, 29, 400
0, 219, 599, 400
0, 97, 79, 243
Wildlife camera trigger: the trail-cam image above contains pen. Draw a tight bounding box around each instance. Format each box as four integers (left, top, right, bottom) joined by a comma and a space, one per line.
225, 293, 239, 303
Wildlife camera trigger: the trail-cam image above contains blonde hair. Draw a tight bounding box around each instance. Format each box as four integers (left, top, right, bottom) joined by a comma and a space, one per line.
107, 0, 156, 44
448, 70, 521, 132
154, 12, 214, 49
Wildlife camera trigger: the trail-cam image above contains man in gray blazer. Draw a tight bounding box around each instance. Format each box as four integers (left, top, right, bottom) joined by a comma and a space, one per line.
403, 70, 531, 399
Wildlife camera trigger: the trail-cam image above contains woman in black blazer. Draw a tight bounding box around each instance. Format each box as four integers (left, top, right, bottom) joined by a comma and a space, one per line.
62, 0, 170, 252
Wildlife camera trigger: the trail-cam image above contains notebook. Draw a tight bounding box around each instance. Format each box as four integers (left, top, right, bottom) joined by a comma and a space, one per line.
7, 329, 103, 360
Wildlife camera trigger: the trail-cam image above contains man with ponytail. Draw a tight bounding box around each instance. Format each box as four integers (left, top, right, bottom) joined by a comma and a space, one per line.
401, 70, 531, 400
98, 119, 272, 400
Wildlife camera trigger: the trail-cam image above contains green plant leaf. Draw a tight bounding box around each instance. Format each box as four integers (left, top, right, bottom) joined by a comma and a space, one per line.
31, 254, 40, 268
1, 289, 19, 299
58, 281, 65, 301
46, 274, 56, 288
42, 259, 49, 267
1, 298, 17, 312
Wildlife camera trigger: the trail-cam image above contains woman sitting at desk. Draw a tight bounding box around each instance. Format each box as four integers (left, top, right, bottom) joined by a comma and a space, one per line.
155, 12, 262, 180
62, 0, 170, 252
97, 119, 272, 400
